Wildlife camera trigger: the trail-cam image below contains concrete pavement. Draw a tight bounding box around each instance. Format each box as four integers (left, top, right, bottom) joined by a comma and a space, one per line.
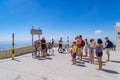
0, 48, 120, 80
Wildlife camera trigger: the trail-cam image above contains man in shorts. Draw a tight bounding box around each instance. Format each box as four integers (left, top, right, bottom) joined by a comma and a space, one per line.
105, 36, 111, 61
76, 35, 83, 62
52, 38, 55, 47
59, 37, 63, 48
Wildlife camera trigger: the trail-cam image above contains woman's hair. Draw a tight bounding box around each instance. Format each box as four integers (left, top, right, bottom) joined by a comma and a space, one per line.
97, 38, 103, 44
90, 38, 94, 42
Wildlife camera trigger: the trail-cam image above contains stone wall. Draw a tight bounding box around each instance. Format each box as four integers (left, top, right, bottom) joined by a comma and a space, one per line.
115, 22, 120, 51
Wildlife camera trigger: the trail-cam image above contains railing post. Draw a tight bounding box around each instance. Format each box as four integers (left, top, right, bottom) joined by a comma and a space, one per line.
12, 33, 15, 60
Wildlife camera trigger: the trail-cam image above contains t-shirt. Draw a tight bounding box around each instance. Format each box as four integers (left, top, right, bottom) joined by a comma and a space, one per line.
59, 39, 63, 44
72, 45, 77, 53
76, 38, 82, 48
89, 41, 95, 48
105, 40, 113, 48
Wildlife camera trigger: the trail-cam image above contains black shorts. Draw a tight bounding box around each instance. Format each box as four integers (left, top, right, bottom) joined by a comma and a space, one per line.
72, 53, 76, 58
59, 44, 62, 48
41, 44, 46, 49
96, 52, 103, 57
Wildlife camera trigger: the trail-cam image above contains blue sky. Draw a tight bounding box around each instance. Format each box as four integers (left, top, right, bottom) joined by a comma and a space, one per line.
0, 0, 120, 44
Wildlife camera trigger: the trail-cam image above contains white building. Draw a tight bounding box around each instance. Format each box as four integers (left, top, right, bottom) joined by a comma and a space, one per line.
115, 22, 120, 51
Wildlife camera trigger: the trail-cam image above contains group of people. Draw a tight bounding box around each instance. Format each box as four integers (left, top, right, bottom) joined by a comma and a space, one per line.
34, 35, 113, 70
71, 35, 112, 70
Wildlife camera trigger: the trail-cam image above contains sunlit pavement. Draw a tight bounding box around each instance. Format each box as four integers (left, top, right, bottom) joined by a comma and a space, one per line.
0, 48, 120, 80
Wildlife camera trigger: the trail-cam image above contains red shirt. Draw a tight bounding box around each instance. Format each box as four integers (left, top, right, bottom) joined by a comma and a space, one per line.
76, 38, 82, 48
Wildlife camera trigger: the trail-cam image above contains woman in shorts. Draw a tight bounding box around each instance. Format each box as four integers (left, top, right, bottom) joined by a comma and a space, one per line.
95, 38, 103, 70
88, 38, 95, 63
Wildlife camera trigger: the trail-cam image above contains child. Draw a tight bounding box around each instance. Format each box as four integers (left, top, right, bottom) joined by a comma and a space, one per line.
71, 41, 77, 64
70, 45, 74, 56
95, 38, 103, 70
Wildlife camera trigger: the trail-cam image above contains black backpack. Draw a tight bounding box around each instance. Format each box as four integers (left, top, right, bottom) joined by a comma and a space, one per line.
81, 40, 85, 47
107, 40, 113, 48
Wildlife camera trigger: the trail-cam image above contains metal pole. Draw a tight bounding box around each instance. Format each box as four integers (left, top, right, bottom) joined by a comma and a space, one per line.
31, 26, 34, 50
12, 33, 15, 60
38, 27, 40, 40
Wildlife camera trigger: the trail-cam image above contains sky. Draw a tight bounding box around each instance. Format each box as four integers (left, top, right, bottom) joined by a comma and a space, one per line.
0, 0, 120, 45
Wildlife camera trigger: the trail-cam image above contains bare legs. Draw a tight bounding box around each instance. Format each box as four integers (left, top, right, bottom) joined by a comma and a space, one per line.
106, 48, 110, 61
89, 52, 94, 63
97, 57, 102, 70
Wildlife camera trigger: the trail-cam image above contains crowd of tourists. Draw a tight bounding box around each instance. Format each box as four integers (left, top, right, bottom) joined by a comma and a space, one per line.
33, 35, 113, 70
70, 35, 113, 70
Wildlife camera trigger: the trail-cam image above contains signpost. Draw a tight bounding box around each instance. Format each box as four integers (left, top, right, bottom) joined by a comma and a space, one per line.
31, 28, 42, 35
31, 26, 42, 50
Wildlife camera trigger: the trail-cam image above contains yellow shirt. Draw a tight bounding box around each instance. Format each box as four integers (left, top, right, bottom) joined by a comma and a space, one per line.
72, 45, 77, 53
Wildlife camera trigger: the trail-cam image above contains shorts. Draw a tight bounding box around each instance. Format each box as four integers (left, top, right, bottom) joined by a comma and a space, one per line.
96, 52, 103, 57
41, 44, 46, 49
72, 53, 76, 58
106, 48, 110, 54
59, 44, 62, 48
77, 48, 83, 56
89, 47, 94, 53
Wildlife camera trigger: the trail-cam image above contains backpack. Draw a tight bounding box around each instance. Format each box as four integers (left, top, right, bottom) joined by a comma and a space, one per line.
81, 40, 85, 47
107, 40, 113, 48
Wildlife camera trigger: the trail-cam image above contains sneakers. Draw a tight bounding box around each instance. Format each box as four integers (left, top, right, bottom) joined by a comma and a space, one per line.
72, 62, 76, 65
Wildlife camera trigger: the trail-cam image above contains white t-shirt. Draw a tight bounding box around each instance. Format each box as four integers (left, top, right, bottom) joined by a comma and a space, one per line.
89, 41, 95, 48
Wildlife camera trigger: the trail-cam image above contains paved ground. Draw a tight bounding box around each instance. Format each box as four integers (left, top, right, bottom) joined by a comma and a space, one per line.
0, 48, 120, 80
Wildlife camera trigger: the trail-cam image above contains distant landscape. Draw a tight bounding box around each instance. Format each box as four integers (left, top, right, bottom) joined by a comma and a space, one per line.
0, 42, 31, 50
0, 43, 59, 59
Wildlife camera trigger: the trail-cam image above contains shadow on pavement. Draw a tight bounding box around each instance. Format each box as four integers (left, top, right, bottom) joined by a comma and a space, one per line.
76, 64, 87, 67
93, 61, 106, 65
93, 62, 106, 66
46, 57, 52, 60
110, 60, 120, 64
38, 57, 52, 60
82, 57, 89, 60
102, 69, 119, 74
82, 60, 89, 63
75, 62, 86, 67
14, 59, 21, 62
14, 75, 21, 80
